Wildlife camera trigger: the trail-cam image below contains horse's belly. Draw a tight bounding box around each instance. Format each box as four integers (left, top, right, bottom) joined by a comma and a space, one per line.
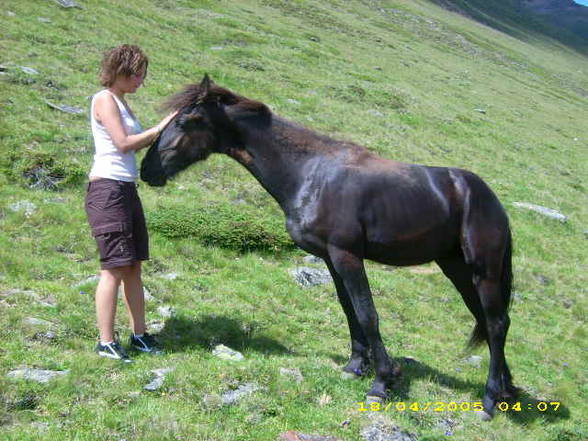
364, 224, 459, 266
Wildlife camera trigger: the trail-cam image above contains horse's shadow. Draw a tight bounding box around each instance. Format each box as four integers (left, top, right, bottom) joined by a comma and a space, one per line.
157, 314, 292, 355
155, 316, 569, 424
329, 354, 571, 425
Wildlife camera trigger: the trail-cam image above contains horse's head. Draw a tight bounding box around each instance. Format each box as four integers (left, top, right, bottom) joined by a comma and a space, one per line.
141, 74, 270, 186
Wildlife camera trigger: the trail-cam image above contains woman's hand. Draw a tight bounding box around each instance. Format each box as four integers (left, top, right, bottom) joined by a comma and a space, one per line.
157, 110, 179, 134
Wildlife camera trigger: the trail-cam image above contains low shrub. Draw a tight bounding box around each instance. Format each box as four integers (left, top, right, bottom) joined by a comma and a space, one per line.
148, 202, 295, 253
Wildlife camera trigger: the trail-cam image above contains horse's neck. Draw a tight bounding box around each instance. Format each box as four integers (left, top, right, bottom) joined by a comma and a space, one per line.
226, 117, 327, 212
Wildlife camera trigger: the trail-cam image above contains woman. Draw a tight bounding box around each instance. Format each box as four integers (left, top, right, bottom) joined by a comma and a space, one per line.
85, 44, 176, 361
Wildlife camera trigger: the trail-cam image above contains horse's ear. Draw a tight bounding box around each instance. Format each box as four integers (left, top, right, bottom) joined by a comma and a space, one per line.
200, 74, 213, 94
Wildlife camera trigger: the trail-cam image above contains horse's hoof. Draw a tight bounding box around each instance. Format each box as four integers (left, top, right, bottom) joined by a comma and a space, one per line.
479, 410, 494, 421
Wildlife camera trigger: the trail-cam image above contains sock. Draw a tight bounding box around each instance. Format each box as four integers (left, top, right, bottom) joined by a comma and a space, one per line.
133, 333, 144, 339
100, 340, 114, 346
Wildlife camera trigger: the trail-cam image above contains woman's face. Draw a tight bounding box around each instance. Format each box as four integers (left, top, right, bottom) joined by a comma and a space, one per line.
115, 67, 147, 94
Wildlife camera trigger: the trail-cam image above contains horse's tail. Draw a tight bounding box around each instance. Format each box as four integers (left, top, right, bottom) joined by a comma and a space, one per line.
467, 218, 513, 349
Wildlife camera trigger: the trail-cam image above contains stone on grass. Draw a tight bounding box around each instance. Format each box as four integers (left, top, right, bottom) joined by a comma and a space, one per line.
161, 272, 179, 280
368, 109, 384, 117
9, 200, 37, 217
23, 317, 54, 328
221, 382, 259, 405
361, 415, 418, 441
289, 267, 332, 287
303, 255, 324, 265
212, 344, 244, 361
45, 100, 84, 115
23, 166, 63, 190
73, 275, 100, 288
202, 393, 223, 410
279, 367, 304, 383
144, 368, 173, 391
8, 368, 69, 383
280, 431, 341, 441
464, 355, 482, 368
54, 0, 82, 8
19, 66, 39, 75
512, 202, 568, 223
157, 305, 175, 318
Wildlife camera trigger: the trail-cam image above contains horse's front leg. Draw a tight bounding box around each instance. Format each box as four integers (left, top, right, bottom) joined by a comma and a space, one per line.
327, 245, 397, 399
324, 258, 371, 377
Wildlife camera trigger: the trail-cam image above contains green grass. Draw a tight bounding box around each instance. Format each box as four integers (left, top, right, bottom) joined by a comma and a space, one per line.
1, 0, 587, 440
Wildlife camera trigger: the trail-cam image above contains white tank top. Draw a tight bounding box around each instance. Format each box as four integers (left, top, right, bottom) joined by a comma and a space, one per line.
89, 89, 143, 182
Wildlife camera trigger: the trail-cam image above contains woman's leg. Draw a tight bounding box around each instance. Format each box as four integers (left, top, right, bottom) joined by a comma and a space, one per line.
121, 261, 146, 335
96, 267, 126, 343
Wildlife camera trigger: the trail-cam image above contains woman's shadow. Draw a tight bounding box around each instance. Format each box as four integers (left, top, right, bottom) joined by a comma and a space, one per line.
157, 313, 292, 356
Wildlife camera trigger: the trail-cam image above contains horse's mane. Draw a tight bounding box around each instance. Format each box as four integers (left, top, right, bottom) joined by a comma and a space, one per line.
165, 83, 270, 116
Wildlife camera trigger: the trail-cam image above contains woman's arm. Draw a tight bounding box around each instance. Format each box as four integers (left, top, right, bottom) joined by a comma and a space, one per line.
94, 93, 176, 154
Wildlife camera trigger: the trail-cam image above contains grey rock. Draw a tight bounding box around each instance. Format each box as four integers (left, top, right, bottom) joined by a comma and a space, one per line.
73, 275, 100, 288
202, 393, 223, 410
361, 415, 418, 441
464, 355, 482, 368
23, 166, 63, 190
45, 100, 84, 115
368, 109, 385, 117
23, 317, 54, 328
148, 320, 165, 333
210, 46, 224, 51
157, 305, 174, 318
7, 11, 16, 16
289, 267, 332, 287
279, 367, 304, 383
143, 287, 155, 301
144, 368, 173, 391
287, 98, 301, 105
9, 200, 37, 217
33, 331, 57, 341
474, 108, 487, 114
212, 344, 244, 361
161, 272, 179, 280
19, 66, 39, 75
38, 17, 52, 23
8, 368, 69, 383
1, 289, 37, 299
303, 255, 324, 265
512, 202, 568, 223
54, 0, 82, 8
221, 382, 259, 405
280, 431, 340, 441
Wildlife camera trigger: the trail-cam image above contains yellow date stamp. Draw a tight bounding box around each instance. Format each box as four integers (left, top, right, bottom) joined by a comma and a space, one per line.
357, 401, 562, 413
357, 401, 484, 412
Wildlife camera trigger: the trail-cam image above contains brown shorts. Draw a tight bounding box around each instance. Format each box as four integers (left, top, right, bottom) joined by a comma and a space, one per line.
85, 178, 149, 269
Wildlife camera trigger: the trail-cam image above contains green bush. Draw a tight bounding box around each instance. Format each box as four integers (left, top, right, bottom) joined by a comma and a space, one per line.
1, 150, 86, 191
148, 202, 295, 253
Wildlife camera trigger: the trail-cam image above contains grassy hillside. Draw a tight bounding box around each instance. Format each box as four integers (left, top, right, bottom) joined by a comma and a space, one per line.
1, 1, 587, 440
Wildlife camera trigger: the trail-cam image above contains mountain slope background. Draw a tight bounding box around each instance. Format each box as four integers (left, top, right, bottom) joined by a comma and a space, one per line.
1, 1, 587, 440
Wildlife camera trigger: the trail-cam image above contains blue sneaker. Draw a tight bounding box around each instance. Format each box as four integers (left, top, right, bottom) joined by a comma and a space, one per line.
129, 332, 162, 354
95, 341, 132, 363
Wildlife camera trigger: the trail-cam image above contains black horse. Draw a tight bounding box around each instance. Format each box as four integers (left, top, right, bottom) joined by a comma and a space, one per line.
141, 75, 517, 419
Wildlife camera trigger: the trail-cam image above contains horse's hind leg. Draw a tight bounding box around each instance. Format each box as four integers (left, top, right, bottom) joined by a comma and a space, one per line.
325, 258, 371, 377
438, 254, 516, 419
436, 257, 486, 348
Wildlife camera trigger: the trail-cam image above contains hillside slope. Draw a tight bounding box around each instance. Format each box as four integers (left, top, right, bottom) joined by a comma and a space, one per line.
1, 1, 587, 441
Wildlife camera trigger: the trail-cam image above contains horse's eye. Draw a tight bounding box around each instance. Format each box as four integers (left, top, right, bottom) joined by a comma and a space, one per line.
180, 113, 203, 128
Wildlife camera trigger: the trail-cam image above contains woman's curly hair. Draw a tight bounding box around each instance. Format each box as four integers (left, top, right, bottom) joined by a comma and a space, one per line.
99, 44, 149, 87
